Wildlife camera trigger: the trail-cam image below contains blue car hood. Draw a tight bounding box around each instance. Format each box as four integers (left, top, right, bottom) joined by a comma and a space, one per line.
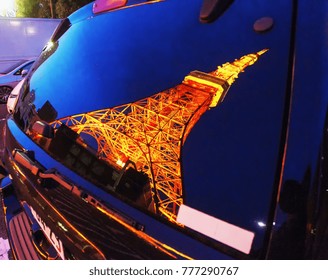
11, 0, 323, 259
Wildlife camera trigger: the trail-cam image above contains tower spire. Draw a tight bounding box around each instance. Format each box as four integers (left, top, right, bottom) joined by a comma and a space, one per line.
183, 48, 268, 108
215, 49, 268, 85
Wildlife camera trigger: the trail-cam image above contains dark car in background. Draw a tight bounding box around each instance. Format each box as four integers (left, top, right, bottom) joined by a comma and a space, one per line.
0, 60, 34, 103
0, 0, 327, 259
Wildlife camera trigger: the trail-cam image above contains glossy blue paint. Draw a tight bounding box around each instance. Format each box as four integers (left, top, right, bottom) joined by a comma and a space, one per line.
19, 0, 295, 258
268, 0, 328, 259
6, 118, 232, 259
3, 0, 328, 259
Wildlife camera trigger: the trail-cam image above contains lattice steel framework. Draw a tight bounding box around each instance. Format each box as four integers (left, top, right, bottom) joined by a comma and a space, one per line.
52, 50, 267, 223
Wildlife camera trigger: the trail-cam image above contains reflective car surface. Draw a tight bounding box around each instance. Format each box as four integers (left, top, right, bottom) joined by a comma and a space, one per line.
0, 0, 327, 259
0, 60, 34, 103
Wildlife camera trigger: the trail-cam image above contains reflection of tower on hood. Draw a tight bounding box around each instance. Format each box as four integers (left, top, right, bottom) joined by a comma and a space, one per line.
183, 49, 268, 108
216, 49, 269, 86
52, 49, 268, 223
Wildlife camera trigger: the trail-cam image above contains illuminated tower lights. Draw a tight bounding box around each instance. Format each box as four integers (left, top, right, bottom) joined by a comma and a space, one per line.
52, 49, 268, 223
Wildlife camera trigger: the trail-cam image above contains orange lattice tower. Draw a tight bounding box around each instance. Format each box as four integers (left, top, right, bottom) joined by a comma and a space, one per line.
52, 49, 267, 223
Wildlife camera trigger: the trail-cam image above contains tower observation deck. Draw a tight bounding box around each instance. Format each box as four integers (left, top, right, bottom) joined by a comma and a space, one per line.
52, 49, 267, 223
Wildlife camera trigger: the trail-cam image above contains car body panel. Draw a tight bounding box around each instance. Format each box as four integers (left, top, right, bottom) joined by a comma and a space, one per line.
23, 0, 294, 258
267, 0, 328, 259
0, 0, 327, 259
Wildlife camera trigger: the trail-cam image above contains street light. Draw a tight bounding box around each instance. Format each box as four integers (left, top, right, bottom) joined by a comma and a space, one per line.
0, 0, 16, 17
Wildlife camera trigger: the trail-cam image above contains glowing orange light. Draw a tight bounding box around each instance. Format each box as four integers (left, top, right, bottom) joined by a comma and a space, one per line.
52, 50, 267, 223
116, 158, 126, 167
9, 157, 106, 260
96, 206, 193, 259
